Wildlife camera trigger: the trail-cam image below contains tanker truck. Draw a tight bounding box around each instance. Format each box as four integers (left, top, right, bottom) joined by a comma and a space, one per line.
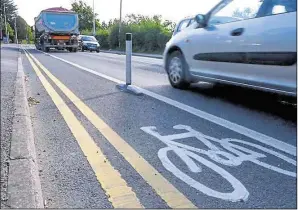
34, 7, 79, 52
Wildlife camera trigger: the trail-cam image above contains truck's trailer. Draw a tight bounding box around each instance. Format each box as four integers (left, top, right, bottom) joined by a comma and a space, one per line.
34, 7, 80, 52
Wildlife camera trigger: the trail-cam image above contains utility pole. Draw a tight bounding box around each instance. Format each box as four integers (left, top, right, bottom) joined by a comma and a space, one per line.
3, 3, 8, 43
119, 0, 122, 49
26, 26, 28, 44
93, 0, 95, 36
14, 16, 18, 44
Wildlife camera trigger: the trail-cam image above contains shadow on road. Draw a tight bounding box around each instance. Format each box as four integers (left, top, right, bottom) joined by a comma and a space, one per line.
187, 82, 296, 123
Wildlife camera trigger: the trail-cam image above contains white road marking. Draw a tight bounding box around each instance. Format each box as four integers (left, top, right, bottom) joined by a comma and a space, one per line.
141, 125, 296, 202
79, 52, 163, 66
27, 46, 296, 157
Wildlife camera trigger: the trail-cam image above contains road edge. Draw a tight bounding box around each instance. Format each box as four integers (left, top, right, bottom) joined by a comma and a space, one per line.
100, 50, 163, 59
7, 48, 44, 208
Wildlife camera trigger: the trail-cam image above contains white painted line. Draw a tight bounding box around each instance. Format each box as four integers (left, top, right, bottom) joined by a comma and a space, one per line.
30, 47, 297, 157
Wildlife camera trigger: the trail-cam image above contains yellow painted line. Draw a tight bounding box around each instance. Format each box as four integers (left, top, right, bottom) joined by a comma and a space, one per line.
26, 50, 197, 208
23, 50, 143, 208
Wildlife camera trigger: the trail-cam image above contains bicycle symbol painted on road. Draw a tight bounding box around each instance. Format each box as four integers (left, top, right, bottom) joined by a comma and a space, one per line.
140, 125, 296, 202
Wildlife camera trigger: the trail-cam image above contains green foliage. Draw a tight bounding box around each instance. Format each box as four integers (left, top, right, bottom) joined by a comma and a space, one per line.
1, 0, 34, 43
7, 23, 14, 36
70, 0, 173, 53
0, 0, 18, 28
27, 25, 34, 42
105, 14, 173, 52
16, 16, 28, 40
95, 29, 109, 49
81, 29, 92, 35
71, 0, 101, 32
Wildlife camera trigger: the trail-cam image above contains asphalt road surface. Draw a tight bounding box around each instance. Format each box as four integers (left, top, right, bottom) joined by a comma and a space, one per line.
20, 45, 296, 208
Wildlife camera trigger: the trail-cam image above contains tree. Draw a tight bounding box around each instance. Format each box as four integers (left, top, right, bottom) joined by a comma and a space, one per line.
71, 0, 101, 32
232, 7, 255, 19
16, 16, 28, 40
101, 21, 108, 30
163, 20, 176, 32
0, 0, 17, 36
27, 25, 34, 42
7, 23, 14, 36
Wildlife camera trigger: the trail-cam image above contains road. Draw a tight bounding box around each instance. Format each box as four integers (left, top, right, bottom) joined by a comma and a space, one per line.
20, 45, 296, 208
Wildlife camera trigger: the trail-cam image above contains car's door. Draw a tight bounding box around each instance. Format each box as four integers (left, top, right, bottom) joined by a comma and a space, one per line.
248, 0, 297, 94
186, 0, 264, 84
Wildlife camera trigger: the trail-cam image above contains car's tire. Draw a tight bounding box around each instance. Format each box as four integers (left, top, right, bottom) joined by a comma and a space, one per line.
69, 48, 73, 52
90, 50, 93, 52
73, 48, 78, 52
96, 49, 100, 53
166, 51, 190, 89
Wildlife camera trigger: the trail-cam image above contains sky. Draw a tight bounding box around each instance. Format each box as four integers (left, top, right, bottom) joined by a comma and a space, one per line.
14, 0, 220, 26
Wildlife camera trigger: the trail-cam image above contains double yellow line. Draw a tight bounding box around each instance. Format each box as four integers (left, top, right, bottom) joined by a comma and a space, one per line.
23, 48, 197, 209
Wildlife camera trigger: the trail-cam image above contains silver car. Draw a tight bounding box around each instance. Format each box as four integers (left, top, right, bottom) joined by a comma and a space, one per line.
164, 0, 297, 97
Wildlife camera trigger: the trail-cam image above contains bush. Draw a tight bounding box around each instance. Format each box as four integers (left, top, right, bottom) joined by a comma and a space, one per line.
95, 29, 109, 49
81, 14, 174, 53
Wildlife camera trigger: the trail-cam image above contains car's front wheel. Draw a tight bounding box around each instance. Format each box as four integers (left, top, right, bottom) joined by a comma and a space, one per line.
167, 51, 190, 89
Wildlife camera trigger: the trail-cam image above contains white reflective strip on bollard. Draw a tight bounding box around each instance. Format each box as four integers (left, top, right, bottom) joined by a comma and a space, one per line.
126, 33, 132, 85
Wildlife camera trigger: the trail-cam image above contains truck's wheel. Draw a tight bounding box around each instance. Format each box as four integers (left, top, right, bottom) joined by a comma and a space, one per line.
42, 45, 49, 52
69, 48, 73, 52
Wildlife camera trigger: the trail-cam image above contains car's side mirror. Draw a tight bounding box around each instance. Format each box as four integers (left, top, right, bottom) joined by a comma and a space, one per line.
195, 14, 207, 27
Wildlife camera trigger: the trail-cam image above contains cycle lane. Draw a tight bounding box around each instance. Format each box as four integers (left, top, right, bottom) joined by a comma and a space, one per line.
24, 48, 297, 208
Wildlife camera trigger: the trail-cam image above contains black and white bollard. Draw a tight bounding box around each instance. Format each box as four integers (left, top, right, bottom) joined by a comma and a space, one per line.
116, 33, 142, 95
125, 33, 132, 85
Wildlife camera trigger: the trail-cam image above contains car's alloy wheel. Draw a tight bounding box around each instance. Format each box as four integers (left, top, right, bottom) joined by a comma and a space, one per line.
169, 57, 183, 84
167, 51, 190, 89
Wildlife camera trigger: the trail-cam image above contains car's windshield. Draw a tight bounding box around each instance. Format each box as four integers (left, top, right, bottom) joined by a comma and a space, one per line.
209, 0, 263, 24
81, 36, 97, 41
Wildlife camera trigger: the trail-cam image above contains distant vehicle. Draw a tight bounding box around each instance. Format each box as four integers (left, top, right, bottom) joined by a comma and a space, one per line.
34, 7, 80, 52
164, 0, 297, 97
78, 35, 100, 53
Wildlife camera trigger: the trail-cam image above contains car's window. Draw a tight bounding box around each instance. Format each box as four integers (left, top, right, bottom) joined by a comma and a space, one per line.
210, 0, 263, 24
178, 19, 191, 32
256, 0, 297, 17
82, 36, 97, 41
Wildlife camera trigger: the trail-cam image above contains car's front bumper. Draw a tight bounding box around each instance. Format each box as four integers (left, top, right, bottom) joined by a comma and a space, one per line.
83, 45, 100, 50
